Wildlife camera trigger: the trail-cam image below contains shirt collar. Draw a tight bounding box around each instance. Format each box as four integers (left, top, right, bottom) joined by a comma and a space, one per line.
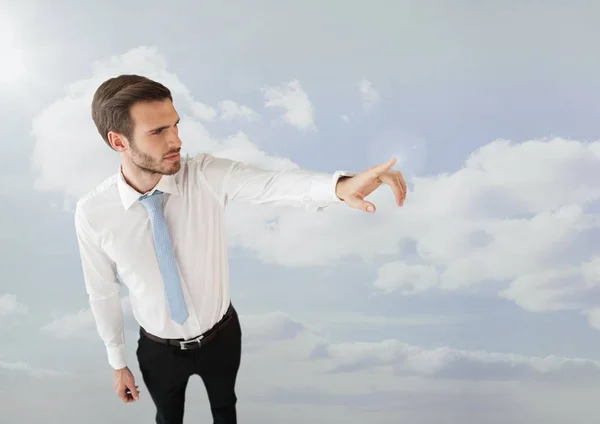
117, 166, 180, 210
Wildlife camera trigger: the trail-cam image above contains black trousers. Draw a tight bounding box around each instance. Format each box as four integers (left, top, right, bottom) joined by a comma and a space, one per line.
136, 305, 242, 424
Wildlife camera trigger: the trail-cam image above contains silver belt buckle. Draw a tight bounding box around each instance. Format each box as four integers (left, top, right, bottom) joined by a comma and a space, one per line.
179, 334, 204, 350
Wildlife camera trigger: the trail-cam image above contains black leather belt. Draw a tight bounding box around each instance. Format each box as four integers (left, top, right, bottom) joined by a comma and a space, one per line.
140, 304, 234, 350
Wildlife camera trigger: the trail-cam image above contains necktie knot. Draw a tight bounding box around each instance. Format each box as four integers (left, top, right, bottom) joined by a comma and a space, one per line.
139, 190, 164, 212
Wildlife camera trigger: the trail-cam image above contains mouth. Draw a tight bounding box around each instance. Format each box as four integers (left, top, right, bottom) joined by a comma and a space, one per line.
164, 151, 181, 161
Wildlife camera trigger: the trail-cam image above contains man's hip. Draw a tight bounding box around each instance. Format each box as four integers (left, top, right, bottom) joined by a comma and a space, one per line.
139, 303, 238, 351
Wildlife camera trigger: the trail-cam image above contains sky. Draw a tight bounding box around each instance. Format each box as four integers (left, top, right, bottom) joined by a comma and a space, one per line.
2, 1, 600, 423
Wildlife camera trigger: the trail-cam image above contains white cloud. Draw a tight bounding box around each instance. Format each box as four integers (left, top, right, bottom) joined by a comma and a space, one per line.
235, 312, 600, 422
358, 78, 380, 111
2, 356, 598, 424
30, 46, 291, 205
582, 255, 600, 286
40, 297, 132, 339
29, 47, 600, 332
0, 294, 27, 317
314, 338, 600, 382
374, 262, 439, 294
218, 100, 259, 121
43, 304, 600, 386
230, 310, 600, 424
242, 311, 307, 343
226, 138, 600, 327
0, 360, 64, 377
41, 308, 96, 339
497, 252, 600, 317
190, 101, 217, 121
4, 306, 599, 423
498, 267, 594, 313
191, 100, 259, 122
310, 311, 463, 328
220, 137, 600, 270
584, 308, 600, 330
262, 79, 316, 131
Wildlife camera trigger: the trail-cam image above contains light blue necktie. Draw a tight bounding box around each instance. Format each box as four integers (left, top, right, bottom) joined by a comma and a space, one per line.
139, 190, 189, 325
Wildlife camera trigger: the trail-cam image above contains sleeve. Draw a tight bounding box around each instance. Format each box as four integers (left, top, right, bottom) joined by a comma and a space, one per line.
74, 204, 127, 370
194, 153, 356, 211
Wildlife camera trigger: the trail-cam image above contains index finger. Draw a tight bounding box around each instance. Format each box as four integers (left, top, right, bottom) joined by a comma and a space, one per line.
370, 158, 397, 176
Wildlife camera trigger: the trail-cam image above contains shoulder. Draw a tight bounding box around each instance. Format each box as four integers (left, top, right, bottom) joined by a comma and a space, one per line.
184, 152, 238, 184
185, 152, 236, 172
74, 174, 119, 223
183, 152, 240, 203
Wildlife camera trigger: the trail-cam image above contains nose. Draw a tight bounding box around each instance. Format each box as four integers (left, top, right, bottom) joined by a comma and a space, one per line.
168, 128, 182, 150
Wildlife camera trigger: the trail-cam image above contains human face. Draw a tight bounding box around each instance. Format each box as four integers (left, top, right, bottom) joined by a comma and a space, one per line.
125, 99, 182, 175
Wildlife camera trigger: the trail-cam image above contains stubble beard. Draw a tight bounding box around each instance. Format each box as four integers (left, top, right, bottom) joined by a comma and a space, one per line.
129, 139, 181, 176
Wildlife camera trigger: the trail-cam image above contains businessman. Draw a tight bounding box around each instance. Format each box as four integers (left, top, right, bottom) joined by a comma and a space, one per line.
74, 74, 407, 424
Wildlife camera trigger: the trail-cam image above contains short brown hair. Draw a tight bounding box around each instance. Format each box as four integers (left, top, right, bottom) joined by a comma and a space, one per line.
91, 74, 173, 149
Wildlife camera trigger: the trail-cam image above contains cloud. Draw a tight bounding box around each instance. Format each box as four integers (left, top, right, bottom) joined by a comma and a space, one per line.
224, 138, 600, 328
29, 46, 296, 207
190, 100, 259, 122
220, 137, 600, 271
190, 101, 218, 120
358, 78, 380, 111
237, 311, 600, 424
241, 311, 307, 343
0, 294, 28, 317
313, 338, 600, 383
218, 100, 259, 121
40, 302, 317, 359
40, 308, 97, 340
262, 79, 316, 131
0, 359, 63, 377
37, 304, 600, 387
2, 362, 597, 424
29, 47, 600, 331
6, 306, 600, 423
40, 296, 132, 339
47, 303, 595, 387
498, 267, 599, 313
373, 262, 439, 294
584, 308, 600, 330
582, 255, 600, 286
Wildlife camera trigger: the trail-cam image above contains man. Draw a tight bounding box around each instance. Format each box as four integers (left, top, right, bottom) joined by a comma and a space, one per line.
74, 74, 407, 424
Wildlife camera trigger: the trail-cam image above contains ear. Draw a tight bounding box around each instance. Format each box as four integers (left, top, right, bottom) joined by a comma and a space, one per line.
107, 131, 128, 152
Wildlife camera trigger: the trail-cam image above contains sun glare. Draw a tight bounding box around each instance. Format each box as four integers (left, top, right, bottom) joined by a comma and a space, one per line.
0, 22, 25, 84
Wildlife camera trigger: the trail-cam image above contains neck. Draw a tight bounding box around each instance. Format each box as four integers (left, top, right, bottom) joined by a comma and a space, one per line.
120, 159, 161, 194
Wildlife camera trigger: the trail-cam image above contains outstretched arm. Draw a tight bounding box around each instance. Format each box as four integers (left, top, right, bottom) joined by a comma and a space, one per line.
196, 153, 356, 211
196, 154, 407, 213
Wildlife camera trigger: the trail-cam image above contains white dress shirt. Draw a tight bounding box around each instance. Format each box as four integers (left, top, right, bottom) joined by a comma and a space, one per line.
74, 152, 351, 370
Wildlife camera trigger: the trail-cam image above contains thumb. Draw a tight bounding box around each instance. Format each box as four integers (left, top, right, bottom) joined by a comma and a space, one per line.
128, 382, 140, 400
346, 194, 376, 213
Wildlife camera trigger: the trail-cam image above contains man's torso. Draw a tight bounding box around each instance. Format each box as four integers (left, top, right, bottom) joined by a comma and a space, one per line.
77, 154, 232, 339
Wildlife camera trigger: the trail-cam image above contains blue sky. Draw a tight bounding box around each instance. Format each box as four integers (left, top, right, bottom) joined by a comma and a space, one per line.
2, 1, 600, 423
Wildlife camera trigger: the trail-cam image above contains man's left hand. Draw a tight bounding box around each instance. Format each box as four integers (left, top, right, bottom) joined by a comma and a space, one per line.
335, 158, 407, 213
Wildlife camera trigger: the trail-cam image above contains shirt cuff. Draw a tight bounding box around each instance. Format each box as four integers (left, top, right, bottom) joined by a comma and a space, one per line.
106, 344, 127, 370
308, 170, 357, 209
